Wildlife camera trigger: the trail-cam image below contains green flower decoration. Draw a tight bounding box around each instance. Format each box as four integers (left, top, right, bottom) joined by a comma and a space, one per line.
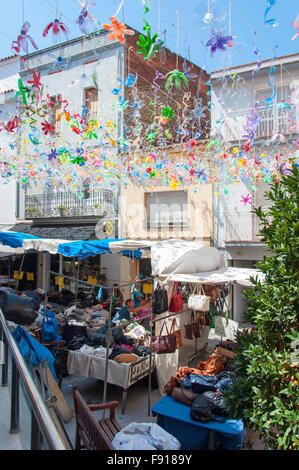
137, 19, 163, 59
164, 69, 189, 90
161, 106, 174, 121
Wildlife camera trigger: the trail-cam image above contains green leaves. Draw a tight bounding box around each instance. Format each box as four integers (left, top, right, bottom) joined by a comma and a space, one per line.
225, 163, 299, 450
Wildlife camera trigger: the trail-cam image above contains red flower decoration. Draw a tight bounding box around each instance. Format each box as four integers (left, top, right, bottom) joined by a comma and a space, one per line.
27, 71, 42, 91
43, 19, 69, 42
41, 120, 55, 135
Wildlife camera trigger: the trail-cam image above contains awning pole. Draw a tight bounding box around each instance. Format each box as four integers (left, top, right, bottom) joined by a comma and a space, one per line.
102, 294, 113, 416
75, 259, 80, 304
14, 250, 26, 292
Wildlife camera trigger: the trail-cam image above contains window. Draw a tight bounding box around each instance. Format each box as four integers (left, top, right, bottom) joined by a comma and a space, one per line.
50, 96, 62, 135
85, 88, 98, 120
147, 191, 188, 228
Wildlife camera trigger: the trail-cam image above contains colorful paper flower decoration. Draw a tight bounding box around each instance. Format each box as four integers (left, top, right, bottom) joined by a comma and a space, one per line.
136, 20, 162, 59
75, 1, 95, 35
205, 29, 233, 54
291, 13, 299, 40
102, 16, 135, 44
43, 19, 69, 42
164, 69, 189, 90
12, 22, 38, 55
241, 193, 253, 206
161, 106, 174, 121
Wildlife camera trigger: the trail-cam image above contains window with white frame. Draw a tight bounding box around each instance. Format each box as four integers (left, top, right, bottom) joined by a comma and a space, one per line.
85, 87, 98, 121
146, 191, 189, 228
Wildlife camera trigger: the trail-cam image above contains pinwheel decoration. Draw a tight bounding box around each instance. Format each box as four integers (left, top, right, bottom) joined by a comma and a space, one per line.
102, 16, 135, 44
205, 29, 233, 55
164, 69, 189, 90
43, 19, 69, 42
291, 13, 299, 40
12, 22, 38, 55
75, 1, 95, 35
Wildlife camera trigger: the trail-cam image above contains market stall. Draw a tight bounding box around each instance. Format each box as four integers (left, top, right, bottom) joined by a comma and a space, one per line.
0, 232, 155, 415
147, 239, 265, 449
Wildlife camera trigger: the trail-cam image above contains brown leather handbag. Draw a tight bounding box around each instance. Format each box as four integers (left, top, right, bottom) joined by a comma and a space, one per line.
184, 311, 201, 340
171, 386, 195, 406
170, 318, 183, 348
152, 321, 177, 354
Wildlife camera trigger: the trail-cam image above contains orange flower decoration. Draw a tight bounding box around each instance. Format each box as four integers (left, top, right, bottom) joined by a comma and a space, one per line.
102, 16, 135, 44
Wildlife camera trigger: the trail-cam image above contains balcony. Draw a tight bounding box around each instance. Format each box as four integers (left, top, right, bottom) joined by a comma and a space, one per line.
25, 189, 116, 219
224, 210, 263, 243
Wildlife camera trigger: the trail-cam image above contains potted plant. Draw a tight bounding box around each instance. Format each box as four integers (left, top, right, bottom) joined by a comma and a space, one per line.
93, 203, 102, 215
57, 205, 69, 217
26, 206, 39, 218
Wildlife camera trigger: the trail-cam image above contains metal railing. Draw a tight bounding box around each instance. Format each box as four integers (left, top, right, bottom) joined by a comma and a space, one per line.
25, 189, 116, 219
0, 309, 68, 450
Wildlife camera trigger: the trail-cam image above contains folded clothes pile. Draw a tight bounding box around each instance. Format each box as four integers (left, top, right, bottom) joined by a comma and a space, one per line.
163, 348, 236, 423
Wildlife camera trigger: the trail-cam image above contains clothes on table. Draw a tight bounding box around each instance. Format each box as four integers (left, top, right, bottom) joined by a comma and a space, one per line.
112, 305, 131, 323
152, 395, 245, 450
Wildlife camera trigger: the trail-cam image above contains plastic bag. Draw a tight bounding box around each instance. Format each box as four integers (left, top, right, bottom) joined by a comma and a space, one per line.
0, 288, 39, 325
112, 422, 180, 450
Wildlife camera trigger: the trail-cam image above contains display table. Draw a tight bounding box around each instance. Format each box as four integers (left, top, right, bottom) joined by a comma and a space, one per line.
67, 349, 155, 413
152, 395, 246, 450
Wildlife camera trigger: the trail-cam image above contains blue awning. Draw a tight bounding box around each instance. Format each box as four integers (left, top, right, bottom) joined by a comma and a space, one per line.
0, 232, 41, 248
0, 232, 146, 259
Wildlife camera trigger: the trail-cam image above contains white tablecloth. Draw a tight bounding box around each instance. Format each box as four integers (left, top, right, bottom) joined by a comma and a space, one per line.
67, 346, 152, 389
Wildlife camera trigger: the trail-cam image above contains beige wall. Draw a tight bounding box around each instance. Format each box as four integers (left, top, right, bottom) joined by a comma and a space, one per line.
119, 182, 214, 244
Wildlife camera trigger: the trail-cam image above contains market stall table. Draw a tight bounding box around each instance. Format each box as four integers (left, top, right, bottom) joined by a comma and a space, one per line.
152, 395, 246, 450
67, 348, 155, 413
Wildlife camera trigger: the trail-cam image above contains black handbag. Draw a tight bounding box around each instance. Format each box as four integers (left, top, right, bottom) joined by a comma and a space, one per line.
190, 391, 228, 423
152, 285, 168, 315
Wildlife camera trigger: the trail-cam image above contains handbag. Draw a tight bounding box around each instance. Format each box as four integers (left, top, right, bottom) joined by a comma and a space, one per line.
169, 318, 183, 348
184, 311, 201, 340
204, 285, 222, 301
171, 386, 195, 406
187, 285, 210, 312
168, 282, 183, 313
152, 321, 177, 354
152, 285, 168, 315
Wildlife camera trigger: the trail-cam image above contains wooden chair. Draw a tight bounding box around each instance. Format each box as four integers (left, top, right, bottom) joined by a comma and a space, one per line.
72, 386, 122, 450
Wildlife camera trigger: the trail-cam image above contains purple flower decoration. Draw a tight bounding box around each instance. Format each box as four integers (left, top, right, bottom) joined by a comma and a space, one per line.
195, 168, 206, 179
243, 102, 260, 143
48, 148, 58, 161
205, 29, 233, 55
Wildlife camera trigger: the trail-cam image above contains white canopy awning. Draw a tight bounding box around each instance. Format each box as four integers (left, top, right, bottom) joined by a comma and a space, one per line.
161, 267, 265, 287
151, 239, 226, 276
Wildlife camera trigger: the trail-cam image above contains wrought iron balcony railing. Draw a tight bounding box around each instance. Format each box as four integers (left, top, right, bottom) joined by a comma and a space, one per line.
25, 189, 116, 219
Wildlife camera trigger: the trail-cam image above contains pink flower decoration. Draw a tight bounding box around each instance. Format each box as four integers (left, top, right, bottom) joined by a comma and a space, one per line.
241, 193, 253, 206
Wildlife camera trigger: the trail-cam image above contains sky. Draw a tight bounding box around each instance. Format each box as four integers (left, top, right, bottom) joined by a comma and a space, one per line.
0, 0, 298, 73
